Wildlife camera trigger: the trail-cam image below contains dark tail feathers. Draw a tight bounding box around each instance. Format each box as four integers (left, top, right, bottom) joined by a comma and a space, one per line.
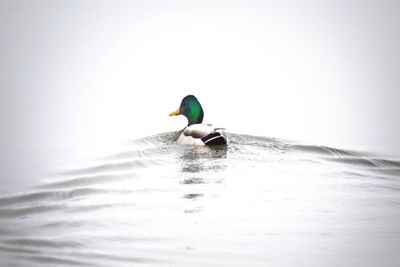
201, 131, 227, 146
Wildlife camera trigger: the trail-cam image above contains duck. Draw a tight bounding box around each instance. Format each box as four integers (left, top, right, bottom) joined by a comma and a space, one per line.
169, 95, 228, 146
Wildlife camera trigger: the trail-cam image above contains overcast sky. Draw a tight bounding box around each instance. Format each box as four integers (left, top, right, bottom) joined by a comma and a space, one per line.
0, 0, 399, 190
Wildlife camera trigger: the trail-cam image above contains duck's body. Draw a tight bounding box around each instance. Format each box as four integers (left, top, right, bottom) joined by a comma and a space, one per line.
176, 124, 228, 145
169, 95, 228, 146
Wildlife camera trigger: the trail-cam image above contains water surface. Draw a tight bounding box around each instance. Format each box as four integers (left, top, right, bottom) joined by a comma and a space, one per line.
0, 132, 399, 266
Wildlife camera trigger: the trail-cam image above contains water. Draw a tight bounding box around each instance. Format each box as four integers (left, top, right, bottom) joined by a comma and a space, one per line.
0, 132, 399, 266
2, 1, 400, 266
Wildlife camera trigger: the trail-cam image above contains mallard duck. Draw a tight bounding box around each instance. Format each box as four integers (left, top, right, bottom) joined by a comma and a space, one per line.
169, 95, 228, 146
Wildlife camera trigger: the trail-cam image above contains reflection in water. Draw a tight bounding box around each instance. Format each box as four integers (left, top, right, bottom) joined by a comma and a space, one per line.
183, 193, 204, 200
179, 145, 227, 173
0, 132, 399, 266
179, 145, 227, 214
180, 178, 204, 185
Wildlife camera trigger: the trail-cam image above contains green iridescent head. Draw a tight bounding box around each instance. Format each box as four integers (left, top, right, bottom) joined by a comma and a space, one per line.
169, 95, 204, 126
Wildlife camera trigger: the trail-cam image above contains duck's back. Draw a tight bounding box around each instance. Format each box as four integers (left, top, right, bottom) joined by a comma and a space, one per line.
177, 124, 228, 146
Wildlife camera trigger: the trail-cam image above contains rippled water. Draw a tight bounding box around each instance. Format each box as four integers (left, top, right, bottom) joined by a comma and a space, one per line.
0, 132, 399, 266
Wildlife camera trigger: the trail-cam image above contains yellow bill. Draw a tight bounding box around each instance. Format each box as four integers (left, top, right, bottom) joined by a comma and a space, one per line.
169, 108, 181, 116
